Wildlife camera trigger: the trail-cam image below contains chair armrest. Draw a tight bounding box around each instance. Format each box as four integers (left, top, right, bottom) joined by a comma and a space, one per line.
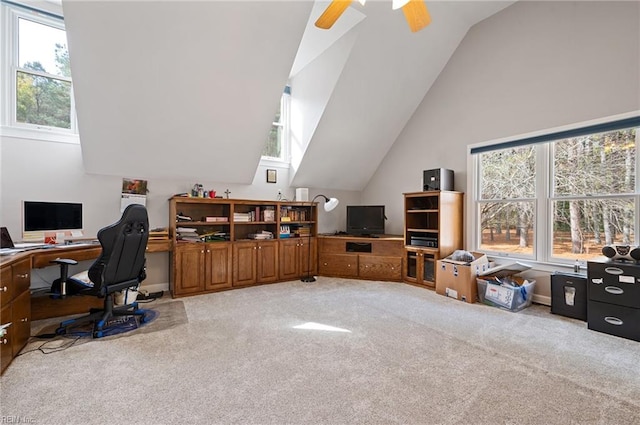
50, 258, 79, 266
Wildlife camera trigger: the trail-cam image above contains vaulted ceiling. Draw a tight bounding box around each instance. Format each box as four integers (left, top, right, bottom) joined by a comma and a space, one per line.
62, 1, 515, 190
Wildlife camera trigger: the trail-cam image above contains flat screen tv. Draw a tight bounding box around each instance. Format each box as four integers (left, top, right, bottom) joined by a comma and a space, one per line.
23, 201, 83, 237
346, 205, 385, 236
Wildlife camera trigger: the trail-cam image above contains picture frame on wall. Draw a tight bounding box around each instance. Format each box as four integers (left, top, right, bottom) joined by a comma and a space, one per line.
266, 169, 277, 183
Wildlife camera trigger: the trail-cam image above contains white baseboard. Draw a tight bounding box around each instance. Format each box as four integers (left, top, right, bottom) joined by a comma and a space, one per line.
533, 293, 551, 306
140, 282, 169, 294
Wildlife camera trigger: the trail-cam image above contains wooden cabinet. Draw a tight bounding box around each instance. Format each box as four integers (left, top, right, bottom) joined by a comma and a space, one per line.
169, 197, 319, 297
172, 243, 232, 296
279, 238, 316, 280
318, 236, 403, 281
403, 191, 463, 288
1, 257, 31, 375
233, 240, 278, 287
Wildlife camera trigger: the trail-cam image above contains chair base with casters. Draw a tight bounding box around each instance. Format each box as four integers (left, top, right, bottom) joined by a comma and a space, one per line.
55, 278, 148, 339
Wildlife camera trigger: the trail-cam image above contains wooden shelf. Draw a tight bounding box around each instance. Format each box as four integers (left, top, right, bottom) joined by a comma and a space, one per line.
403, 191, 463, 288
169, 197, 319, 298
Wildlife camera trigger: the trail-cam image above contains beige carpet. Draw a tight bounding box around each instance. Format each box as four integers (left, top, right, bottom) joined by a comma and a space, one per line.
1, 278, 639, 425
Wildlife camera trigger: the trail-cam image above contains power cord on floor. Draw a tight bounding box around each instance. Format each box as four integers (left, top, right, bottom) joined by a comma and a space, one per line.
17, 334, 83, 356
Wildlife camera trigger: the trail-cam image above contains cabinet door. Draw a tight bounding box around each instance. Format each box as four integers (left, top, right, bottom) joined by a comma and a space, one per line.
1, 304, 11, 374
173, 245, 205, 295
279, 239, 300, 280
204, 243, 232, 291
360, 255, 402, 281
233, 242, 257, 286
403, 248, 436, 287
11, 290, 30, 357
299, 237, 317, 277
257, 241, 278, 284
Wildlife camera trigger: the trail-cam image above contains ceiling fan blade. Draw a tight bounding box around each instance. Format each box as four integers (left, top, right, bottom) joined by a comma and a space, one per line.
402, 0, 431, 32
315, 0, 353, 30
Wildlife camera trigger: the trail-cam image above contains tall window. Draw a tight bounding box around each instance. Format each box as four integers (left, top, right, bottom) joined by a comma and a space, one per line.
471, 115, 640, 265
262, 87, 290, 162
1, 2, 77, 138
478, 145, 536, 257
551, 129, 636, 260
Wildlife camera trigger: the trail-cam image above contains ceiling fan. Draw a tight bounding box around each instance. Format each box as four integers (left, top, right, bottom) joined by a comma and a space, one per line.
315, 0, 431, 33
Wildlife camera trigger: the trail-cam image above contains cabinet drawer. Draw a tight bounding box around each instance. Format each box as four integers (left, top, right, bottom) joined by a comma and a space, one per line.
12, 258, 31, 295
359, 256, 402, 281
587, 300, 640, 342
588, 262, 640, 308
1, 304, 11, 374
0, 266, 12, 307
319, 254, 358, 277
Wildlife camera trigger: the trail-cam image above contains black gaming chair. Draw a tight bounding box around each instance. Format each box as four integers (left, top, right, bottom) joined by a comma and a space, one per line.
52, 204, 150, 338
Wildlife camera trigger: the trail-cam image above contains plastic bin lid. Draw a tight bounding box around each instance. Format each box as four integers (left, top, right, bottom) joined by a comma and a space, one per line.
478, 262, 532, 278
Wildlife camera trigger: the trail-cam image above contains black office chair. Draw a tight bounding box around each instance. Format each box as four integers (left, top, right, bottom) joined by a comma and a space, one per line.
52, 204, 150, 338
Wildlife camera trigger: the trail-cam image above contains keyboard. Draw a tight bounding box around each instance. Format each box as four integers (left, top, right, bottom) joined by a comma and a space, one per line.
14, 243, 49, 249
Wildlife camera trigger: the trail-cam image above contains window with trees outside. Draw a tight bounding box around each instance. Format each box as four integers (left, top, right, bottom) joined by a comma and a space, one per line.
1, 3, 77, 139
262, 87, 290, 162
472, 115, 640, 266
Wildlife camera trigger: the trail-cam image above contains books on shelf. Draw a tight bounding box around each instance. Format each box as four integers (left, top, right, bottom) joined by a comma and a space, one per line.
280, 225, 291, 238
233, 212, 251, 222
279, 207, 309, 221
176, 227, 201, 242
204, 216, 227, 222
248, 230, 273, 240
176, 213, 192, 222
233, 208, 276, 222
262, 207, 275, 222
149, 227, 169, 240
201, 231, 230, 242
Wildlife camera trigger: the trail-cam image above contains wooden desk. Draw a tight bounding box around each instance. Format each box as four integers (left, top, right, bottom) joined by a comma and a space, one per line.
1, 240, 172, 320
1, 239, 171, 268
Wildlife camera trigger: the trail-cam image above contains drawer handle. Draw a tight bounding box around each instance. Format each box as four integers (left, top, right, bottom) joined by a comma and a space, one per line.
604, 286, 624, 295
1, 338, 7, 345
604, 267, 623, 275
604, 316, 624, 326
21, 318, 28, 323
591, 278, 603, 284
17, 273, 29, 279
1, 286, 7, 292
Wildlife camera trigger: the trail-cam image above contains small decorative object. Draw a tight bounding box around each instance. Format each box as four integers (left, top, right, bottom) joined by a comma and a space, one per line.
209, 190, 216, 198
266, 169, 277, 183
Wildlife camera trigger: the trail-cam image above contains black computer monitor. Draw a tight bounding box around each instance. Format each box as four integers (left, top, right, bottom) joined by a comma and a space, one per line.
23, 201, 83, 239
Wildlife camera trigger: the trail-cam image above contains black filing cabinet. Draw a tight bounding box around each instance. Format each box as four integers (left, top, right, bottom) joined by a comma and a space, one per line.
551, 272, 587, 321
587, 261, 640, 342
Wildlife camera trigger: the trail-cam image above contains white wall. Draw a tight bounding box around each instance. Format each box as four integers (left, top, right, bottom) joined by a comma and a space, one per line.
362, 1, 640, 301
0, 136, 360, 289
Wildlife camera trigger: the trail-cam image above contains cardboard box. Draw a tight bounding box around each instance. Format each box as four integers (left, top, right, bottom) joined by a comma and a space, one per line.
436, 252, 492, 303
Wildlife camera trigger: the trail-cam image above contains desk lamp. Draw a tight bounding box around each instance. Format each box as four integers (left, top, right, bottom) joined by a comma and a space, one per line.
301, 194, 339, 283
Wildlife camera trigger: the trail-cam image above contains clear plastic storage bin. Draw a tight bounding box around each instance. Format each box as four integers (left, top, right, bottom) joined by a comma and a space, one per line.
477, 277, 535, 312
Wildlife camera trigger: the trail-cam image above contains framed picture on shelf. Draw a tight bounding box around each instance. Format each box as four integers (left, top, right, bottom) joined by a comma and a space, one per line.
266, 169, 277, 183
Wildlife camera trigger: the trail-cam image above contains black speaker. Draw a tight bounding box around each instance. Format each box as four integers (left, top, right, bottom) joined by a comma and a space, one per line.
602, 244, 640, 261
423, 168, 454, 191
